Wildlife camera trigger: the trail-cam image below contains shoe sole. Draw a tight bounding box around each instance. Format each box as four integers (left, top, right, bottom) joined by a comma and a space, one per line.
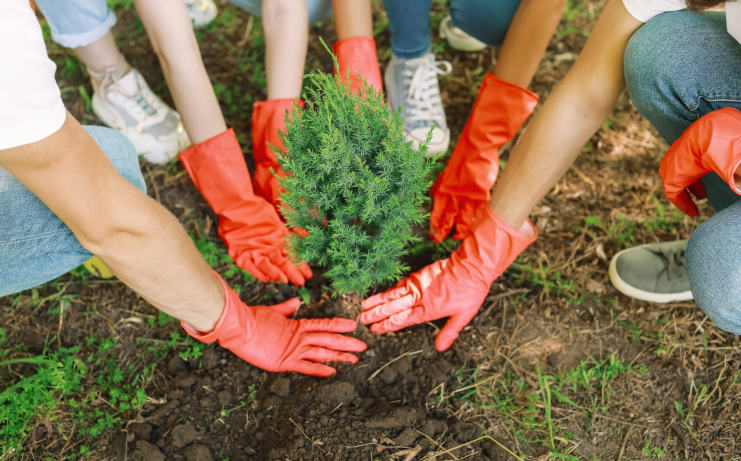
439, 17, 487, 52
384, 64, 450, 158
608, 246, 694, 303
92, 92, 190, 164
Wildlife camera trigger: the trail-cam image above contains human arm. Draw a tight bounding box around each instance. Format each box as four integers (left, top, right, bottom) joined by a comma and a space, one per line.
333, 0, 372, 40
0, 113, 224, 332
363, 0, 644, 349
1, 115, 363, 375
491, 0, 643, 227
428, 0, 566, 242
133, 0, 226, 144
133, 0, 312, 285
262, 0, 309, 100
493, 0, 569, 89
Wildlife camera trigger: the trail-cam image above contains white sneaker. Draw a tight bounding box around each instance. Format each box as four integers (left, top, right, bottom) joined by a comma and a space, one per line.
91, 68, 190, 164
439, 15, 487, 52
385, 52, 452, 157
184, 0, 218, 29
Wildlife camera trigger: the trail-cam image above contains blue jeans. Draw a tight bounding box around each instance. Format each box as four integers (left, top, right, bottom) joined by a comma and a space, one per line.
0, 127, 146, 297
624, 10, 741, 333
383, 0, 522, 59
36, 0, 333, 48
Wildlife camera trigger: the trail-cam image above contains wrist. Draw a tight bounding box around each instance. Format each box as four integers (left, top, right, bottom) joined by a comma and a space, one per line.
182, 270, 226, 334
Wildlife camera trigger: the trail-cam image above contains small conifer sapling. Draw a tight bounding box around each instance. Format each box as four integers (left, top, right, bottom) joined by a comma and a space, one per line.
276, 42, 435, 294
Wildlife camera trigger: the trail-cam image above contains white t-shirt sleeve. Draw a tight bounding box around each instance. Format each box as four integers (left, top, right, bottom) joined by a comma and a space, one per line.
0, 0, 66, 150
622, 0, 686, 23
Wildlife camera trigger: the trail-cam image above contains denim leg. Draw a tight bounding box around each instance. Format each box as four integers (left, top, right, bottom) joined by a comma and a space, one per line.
0, 127, 146, 297
624, 10, 741, 212
685, 200, 741, 334
624, 10, 741, 333
383, 0, 432, 59
226, 0, 333, 25
449, 0, 522, 47
35, 0, 116, 49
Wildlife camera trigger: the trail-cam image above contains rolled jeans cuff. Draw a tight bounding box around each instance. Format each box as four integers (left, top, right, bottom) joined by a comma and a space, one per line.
50, 8, 116, 48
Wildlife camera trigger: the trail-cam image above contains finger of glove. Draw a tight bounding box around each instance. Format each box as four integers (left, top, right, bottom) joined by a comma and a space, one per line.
688, 180, 707, 200
268, 298, 301, 317
301, 317, 359, 334
302, 347, 359, 365
298, 262, 313, 280
452, 200, 477, 241
430, 197, 456, 243
435, 311, 477, 352
301, 332, 368, 352
359, 294, 417, 325
239, 259, 270, 284
279, 259, 306, 286
361, 285, 411, 311
291, 359, 337, 378
669, 190, 700, 217
256, 257, 289, 284
370, 306, 430, 335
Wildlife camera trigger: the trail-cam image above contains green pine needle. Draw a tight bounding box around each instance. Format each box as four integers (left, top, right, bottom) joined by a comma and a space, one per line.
276, 42, 436, 294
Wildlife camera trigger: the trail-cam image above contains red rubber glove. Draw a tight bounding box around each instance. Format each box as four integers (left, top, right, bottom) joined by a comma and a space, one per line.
333, 36, 383, 96
430, 73, 538, 243
183, 273, 367, 377
660, 107, 741, 216
179, 129, 312, 285
360, 205, 536, 351
252, 99, 304, 207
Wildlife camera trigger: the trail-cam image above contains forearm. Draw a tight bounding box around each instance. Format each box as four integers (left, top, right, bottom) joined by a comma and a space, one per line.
90, 192, 224, 331
490, 0, 642, 229
490, 86, 613, 227
333, 0, 373, 40
263, 0, 308, 100
0, 114, 224, 331
134, 0, 226, 144
493, 0, 568, 89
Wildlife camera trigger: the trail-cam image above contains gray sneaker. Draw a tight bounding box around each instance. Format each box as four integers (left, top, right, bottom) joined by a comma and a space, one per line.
609, 240, 693, 303
385, 52, 452, 157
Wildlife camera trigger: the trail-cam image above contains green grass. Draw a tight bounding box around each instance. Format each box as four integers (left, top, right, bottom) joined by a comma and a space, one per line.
448, 354, 642, 455
0, 319, 201, 458
510, 258, 584, 304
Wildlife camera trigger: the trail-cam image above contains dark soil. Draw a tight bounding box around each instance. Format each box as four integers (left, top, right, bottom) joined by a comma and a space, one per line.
7, 1, 741, 460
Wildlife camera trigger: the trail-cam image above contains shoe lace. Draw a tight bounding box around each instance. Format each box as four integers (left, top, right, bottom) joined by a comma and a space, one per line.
655, 247, 686, 281
90, 60, 160, 121
403, 57, 452, 125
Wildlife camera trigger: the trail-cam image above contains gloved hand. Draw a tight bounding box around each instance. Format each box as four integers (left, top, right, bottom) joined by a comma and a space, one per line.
430, 73, 538, 242
360, 205, 536, 351
333, 36, 383, 96
252, 99, 304, 207
178, 128, 312, 285
183, 273, 367, 377
660, 107, 741, 216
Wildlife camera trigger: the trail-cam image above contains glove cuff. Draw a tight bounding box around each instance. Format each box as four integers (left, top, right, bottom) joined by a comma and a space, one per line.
181, 272, 234, 344
466, 204, 537, 269
434, 73, 539, 200
252, 99, 305, 205
178, 128, 248, 196
332, 36, 383, 94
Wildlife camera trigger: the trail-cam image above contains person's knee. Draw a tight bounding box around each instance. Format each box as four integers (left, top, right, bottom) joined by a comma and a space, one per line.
83, 126, 147, 193
686, 202, 741, 334
625, 11, 722, 115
